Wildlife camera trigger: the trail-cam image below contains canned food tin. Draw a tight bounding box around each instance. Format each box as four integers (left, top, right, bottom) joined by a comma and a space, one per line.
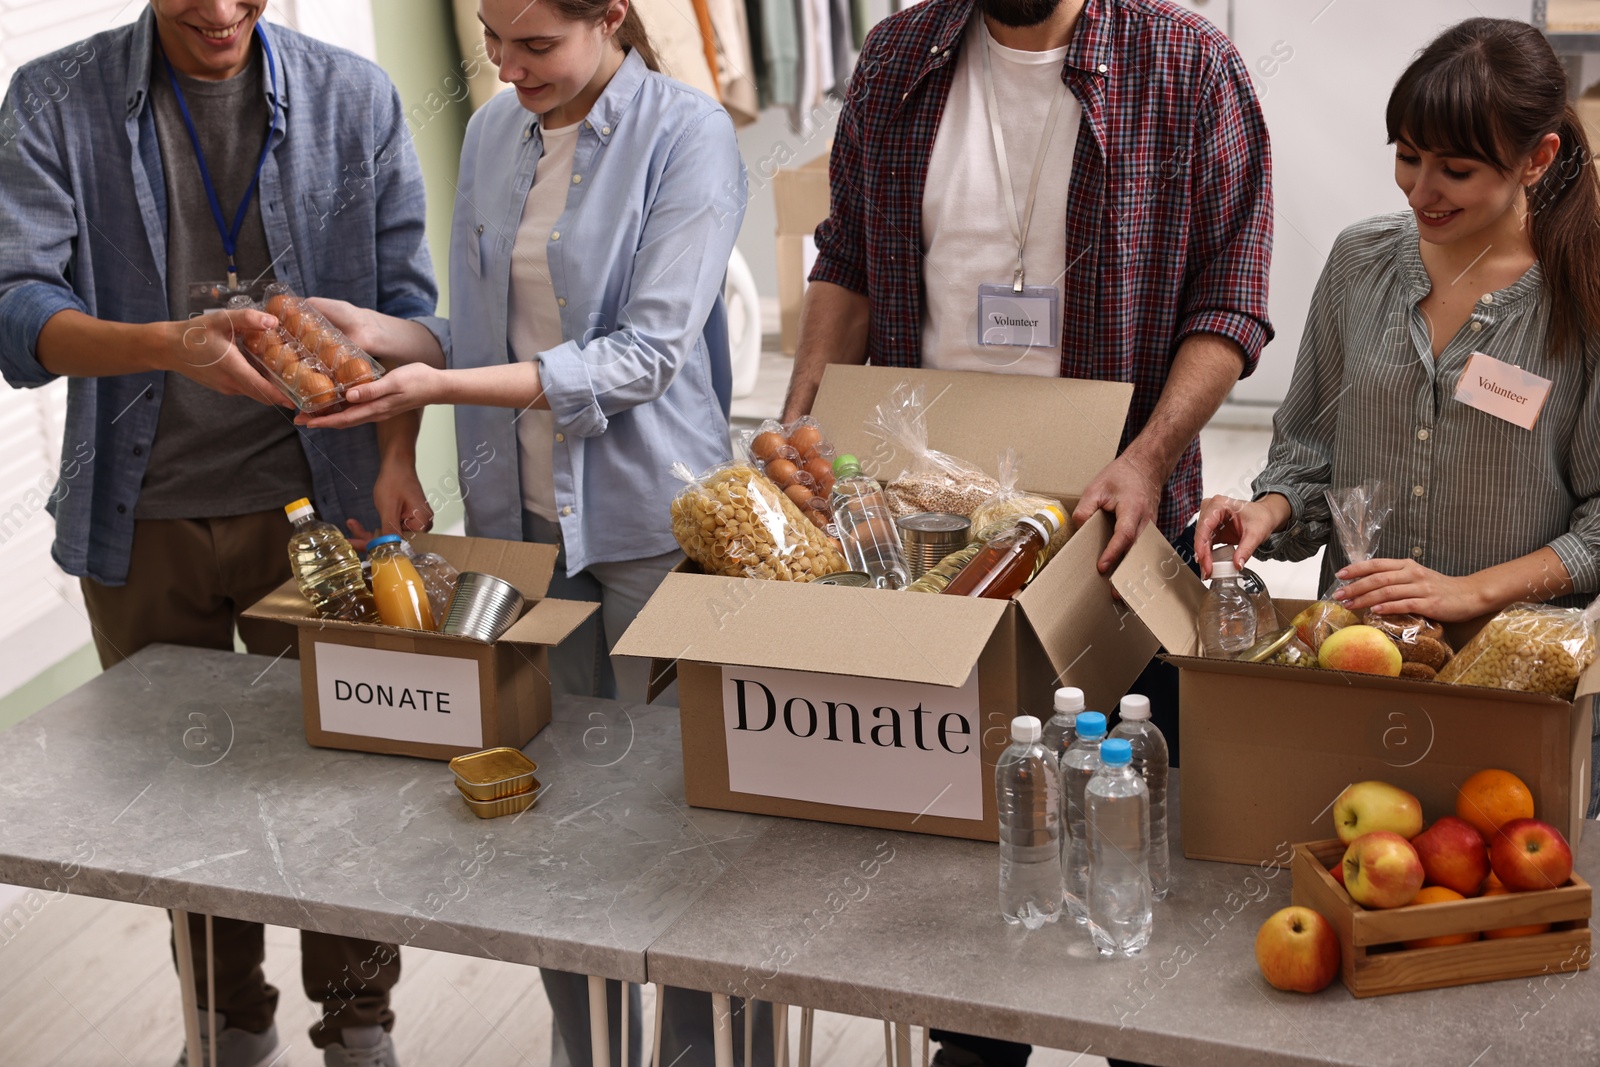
455, 779, 539, 819
1239, 627, 1317, 668
896, 513, 971, 580
813, 571, 873, 587
449, 747, 539, 801
443, 572, 526, 643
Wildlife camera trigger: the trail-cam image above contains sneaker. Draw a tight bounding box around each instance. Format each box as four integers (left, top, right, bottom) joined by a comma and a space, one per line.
323, 1025, 399, 1067
173, 1011, 288, 1067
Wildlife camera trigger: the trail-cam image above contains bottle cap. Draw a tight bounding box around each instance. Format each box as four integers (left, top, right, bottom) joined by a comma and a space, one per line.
1101, 738, 1133, 766
1010, 715, 1042, 744
1211, 558, 1239, 579
284, 497, 314, 521
833, 454, 863, 478
1075, 711, 1107, 739
1028, 504, 1065, 536
1053, 686, 1084, 714
368, 534, 402, 549
1119, 694, 1151, 721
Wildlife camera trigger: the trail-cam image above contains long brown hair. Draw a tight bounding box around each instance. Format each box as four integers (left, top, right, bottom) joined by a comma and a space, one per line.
1386, 18, 1600, 356
543, 0, 662, 72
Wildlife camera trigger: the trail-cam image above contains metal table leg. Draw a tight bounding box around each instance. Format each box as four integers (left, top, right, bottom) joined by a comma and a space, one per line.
589, 975, 612, 1067
798, 1007, 814, 1067
622, 981, 631, 1067
652, 983, 665, 1067
171, 910, 205, 1067
893, 1022, 911, 1067
712, 993, 734, 1067
773, 1003, 790, 1067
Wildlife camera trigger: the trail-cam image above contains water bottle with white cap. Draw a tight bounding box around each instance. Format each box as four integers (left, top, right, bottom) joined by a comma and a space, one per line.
1040, 686, 1083, 771
1111, 693, 1169, 899
1060, 710, 1107, 923
996, 714, 1063, 929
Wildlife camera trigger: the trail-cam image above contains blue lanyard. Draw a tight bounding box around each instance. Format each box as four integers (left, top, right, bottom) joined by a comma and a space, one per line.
159, 23, 279, 289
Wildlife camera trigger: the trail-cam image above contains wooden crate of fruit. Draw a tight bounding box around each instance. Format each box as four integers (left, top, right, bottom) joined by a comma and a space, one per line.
1291, 840, 1591, 997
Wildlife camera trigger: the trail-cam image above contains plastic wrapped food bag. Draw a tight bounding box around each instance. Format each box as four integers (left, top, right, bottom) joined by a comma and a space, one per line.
669, 462, 848, 582
867, 383, 1000, 518
969, 448, 1072, 553
1436, 600, 1600, 699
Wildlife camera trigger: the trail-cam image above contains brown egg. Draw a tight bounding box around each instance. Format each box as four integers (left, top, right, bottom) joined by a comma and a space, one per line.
789, 424, 824, 456
806, 507, 832, 531
298, 324, 330, 352
804, 456, 834, 484
317, 337, 351, 367
336, 358, 376, 386
751, 431, 786, 462
264, 293, 292, 319
765, 458, 799, 486
282, 307, 305, 337
813, 473, 835, 498
785, 484, 819, 509
295, 364, 336, 401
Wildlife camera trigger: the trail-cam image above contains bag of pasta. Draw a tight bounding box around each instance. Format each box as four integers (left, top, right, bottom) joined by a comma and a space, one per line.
1436, 599, 1600, 699
669, 462, 848, 582
969, 449, 1072, 555
866, 382, 1000, 518
1326, 481, 1452, 678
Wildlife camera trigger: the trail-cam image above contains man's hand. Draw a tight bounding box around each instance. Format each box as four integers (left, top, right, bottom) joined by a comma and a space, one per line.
1194, 493, 1291, 577
1332, 559, 1488, 622
296, 363, 444, 429
374, 456, 434, 536
165, 308, 291, 406
305, 297, 379, 353
1073, 451, 1165, 574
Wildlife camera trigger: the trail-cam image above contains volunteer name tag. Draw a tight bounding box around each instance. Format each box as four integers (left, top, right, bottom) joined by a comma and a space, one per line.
977, 283, 1061, 348
1454, 351, 1551, 430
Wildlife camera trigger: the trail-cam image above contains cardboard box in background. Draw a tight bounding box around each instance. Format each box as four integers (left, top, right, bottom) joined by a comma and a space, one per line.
1110, 527, 1596, 866
772, 152, 831, 356
616, 365, 1160, 841
244, 533, 597, 761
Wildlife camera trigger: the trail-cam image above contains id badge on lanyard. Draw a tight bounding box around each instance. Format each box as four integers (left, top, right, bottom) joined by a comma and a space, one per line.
162, 23, 279, 313
974, 29, 1067, 351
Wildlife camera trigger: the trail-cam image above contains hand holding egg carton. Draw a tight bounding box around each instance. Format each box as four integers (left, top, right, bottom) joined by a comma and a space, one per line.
234, 283, 385, 413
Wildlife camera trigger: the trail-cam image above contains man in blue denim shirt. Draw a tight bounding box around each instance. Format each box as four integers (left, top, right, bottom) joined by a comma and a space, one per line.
0, 3, 444, 1064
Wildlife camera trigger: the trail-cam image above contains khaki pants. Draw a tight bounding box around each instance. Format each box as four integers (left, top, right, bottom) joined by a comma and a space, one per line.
82, 512, 401, 1047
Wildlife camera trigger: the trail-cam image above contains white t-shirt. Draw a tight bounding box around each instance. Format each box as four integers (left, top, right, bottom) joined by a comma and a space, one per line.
920, 17, 1080, 375
509, 121, 581, 522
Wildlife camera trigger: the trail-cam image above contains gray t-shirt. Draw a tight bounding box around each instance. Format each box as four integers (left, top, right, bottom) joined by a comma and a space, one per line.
137, 44, 314, 520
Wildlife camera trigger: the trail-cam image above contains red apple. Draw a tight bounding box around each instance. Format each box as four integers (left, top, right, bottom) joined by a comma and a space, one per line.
1342, 832, 1425, 909
1329, 863, 1345, 886
1412, 816, 1491, 896
1255, 906, 1341, 993
1332, 780, 1424, 844
1490, 818, 1574, 892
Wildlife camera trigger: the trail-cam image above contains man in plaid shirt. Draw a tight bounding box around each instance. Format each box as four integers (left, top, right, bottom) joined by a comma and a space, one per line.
782, 0, 1271, 568
783, 2, 1269, 1063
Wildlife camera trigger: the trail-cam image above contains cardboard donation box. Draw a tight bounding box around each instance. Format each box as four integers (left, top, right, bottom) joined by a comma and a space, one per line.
772, 152, 831, 356
244, 533, 597, 760
616, 365, 1161, 841
1110, 527, 1597, 866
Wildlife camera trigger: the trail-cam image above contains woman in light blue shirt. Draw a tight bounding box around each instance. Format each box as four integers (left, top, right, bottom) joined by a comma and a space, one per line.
306, 3, 761, 1063
306, 0, 745, 706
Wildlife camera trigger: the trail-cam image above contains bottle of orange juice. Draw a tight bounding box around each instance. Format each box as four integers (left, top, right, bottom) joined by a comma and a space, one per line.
367, 535, 437, 631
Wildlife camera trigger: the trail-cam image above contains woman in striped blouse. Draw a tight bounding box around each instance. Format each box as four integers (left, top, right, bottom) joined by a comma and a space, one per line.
1194, 18, 1600, 621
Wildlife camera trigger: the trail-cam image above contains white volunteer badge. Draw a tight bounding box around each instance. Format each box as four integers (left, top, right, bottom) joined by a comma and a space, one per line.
1453, 351, 1552, 431
977, 283, 1061, 347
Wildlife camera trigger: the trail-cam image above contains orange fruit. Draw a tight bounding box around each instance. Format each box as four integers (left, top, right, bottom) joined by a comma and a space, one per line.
1401, 886, 1478, 949
1480, 882, 1551, 939
1456, 769, 1534, 842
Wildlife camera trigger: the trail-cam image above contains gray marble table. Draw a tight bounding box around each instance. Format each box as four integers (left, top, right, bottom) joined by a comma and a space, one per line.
0, 643, 769, 982
647, 774, 1600, 1067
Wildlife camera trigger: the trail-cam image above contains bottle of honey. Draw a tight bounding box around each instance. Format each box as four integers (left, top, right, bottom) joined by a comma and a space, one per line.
941, 505, 1065, 600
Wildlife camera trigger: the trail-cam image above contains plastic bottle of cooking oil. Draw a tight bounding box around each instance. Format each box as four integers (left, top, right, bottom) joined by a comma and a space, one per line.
368, 534, 437, 631
284, 498, 378, 622
941, 505, 1065, 599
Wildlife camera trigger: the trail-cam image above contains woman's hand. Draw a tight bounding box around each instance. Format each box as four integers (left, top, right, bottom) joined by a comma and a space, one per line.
306, 297, 382, 354
295, 363, 447, 429
374, 455, 435, 536
1194, 494, 1289, 578
1333, 559, 1488, 622
306, 299, 447, 368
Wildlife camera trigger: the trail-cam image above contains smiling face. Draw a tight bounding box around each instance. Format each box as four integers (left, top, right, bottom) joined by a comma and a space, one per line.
150, 1, 265, 80
480, 0, 626, 123
1393, 133, 1560, 248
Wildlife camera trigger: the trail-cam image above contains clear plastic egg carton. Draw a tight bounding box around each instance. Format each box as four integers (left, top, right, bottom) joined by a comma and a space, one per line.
232, 283, 385, 414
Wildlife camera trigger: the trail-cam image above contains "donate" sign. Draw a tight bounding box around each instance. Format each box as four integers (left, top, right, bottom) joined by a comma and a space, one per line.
315, 643, 484, 749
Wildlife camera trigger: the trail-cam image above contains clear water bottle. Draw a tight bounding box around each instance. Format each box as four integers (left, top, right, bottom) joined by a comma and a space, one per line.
1087, 738, 1152, 957
284, 498, 378, 623
996, 714, 1063, 929
1111, 694, 1169, 900
1198, 557, 1258, 657
1061, 710, 1107, 924
410, 548, 461, 623
831, 455, 911, 590
1040, 686, 1082, 771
